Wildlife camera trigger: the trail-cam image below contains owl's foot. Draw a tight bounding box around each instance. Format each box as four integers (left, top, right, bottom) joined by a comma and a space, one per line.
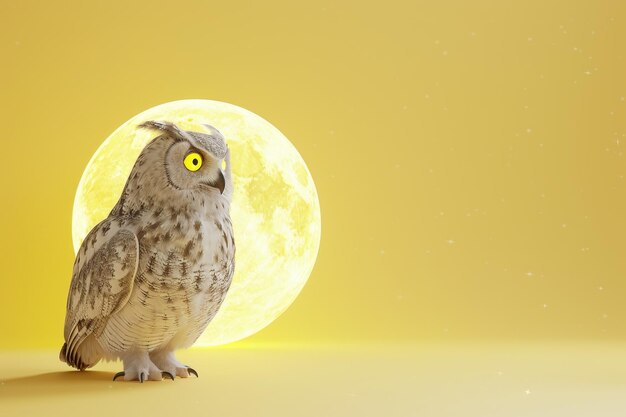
150, 351, 199, 378
112, 371, 174, 382
113, 352, 174, 382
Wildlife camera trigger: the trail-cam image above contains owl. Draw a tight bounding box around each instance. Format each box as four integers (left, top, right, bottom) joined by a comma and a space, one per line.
60, 120, 235, 382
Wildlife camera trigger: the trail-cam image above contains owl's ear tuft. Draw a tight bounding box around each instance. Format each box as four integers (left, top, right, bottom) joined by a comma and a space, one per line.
138, 120, 191, 142
195, 124, 228, 159
202, 124, 222, 138
139, 120, 227, 159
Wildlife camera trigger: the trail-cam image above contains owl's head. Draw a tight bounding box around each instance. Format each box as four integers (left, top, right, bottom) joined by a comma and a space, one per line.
125, 121, 230, 204
138, 120, 228, 194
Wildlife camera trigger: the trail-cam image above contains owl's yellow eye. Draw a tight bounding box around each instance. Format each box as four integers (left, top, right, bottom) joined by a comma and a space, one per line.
184, 152, 203, 172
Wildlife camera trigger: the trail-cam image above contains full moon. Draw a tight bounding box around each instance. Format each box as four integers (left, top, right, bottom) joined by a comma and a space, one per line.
73, 99, 321, 346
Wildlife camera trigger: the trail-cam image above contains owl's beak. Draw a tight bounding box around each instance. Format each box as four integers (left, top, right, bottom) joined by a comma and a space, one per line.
200, 170, 225, 194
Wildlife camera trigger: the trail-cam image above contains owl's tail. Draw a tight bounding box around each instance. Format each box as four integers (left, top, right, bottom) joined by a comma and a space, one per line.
59, 340, 100, 371
59, 343, 67, 363
59, 342, 86, 369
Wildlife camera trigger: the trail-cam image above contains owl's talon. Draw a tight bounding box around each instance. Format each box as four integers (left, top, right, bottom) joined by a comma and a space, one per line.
139, 372, 145, 383
187, 367, 198, 378
162, 371, 175, 380
113, 371, 125, 381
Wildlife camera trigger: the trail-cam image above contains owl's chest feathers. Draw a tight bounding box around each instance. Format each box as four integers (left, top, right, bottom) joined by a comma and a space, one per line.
125, 199, 234, 316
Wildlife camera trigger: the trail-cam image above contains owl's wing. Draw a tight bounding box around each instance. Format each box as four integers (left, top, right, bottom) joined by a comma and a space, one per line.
62, 224, 138, 368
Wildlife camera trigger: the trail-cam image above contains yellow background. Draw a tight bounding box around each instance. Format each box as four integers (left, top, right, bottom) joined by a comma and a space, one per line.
1, 0, 626, 350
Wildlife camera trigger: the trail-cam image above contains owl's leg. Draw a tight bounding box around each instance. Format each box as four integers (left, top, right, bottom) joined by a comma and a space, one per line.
113, 351, 174, 382
150, 350, 198, 378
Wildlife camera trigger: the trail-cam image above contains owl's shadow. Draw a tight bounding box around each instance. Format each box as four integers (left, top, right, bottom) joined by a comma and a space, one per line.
0, 371, 126, 399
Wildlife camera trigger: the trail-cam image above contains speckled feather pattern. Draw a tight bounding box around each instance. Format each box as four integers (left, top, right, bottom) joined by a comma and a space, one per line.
61, 122, 235, 374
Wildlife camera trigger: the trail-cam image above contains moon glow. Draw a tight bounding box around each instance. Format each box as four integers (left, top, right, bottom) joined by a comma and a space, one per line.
72, 100, 321, 346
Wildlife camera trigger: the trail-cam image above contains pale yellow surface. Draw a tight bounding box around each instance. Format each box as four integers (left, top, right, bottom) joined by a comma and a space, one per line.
72, 100, 321, 346
2, 343, 626, 416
